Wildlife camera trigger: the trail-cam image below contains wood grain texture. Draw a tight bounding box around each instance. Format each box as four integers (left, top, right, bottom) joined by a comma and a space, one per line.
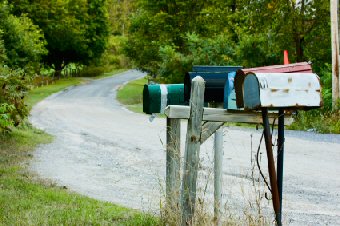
181, 76, 205, 225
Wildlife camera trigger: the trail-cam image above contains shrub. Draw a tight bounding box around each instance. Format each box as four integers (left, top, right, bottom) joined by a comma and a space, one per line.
0, 66, 30, 132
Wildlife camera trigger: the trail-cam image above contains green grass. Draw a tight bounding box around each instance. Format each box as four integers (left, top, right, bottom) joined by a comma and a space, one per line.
117, 77, 147, 113
0, 73, 159, 225
288, 109, 340, 134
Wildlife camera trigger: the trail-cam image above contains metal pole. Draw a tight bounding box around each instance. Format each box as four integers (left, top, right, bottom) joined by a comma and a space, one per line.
277, 109, 285, 224
261, 108, 281, 226
214, 127, 223, 226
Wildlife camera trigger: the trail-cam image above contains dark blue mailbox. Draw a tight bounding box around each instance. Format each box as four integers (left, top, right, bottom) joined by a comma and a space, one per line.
184, 66, 242, 109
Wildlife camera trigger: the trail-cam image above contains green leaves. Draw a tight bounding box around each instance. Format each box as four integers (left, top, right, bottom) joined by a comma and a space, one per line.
0, 67, 29, 132
126, 0, 331, 83
1, 14, 47, 71
10, 0, 110, 70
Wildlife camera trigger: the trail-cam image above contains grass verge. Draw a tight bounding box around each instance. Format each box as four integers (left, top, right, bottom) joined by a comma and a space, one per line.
116, 77, 147, 113
0, 73, 159, 225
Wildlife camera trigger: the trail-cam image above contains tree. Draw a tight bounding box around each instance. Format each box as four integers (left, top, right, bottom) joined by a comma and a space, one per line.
0, 2, 47, 72
236, 0, 330, 69
126, 0, 331, 83
107, 0, 136, 36
11, 0, 110, 77
125, 0, 238, 81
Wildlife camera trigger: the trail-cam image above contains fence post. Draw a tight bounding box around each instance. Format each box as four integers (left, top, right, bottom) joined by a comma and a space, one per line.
166, 118, 181, 210
180, 76, 205, 225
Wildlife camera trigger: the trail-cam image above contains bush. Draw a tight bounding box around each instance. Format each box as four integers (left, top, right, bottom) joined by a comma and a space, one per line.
0, 67, 30, 132
289, 64, 340, 134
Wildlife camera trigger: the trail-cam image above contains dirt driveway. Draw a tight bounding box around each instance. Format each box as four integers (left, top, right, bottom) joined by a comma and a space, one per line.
30, 70, 340, 225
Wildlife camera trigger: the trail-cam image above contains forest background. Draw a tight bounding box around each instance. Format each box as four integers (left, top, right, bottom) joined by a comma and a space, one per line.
0, 0, 338, 133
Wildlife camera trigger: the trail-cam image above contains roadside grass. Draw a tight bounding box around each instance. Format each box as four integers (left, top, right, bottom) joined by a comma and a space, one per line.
0, 72, 159, 225
288, 109, 340, 134
116, 77, 147, 113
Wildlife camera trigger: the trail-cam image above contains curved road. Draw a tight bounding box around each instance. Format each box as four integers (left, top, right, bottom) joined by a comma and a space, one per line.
30, 70, 340, 225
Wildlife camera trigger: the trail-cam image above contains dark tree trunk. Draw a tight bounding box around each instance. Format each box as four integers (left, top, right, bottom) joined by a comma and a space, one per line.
296, 35, 305, 62
55, 64, 63, 80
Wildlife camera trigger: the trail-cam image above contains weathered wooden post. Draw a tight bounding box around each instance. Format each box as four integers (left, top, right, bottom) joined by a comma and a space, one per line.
180, 76, 205, 225
166, 118, 181, 210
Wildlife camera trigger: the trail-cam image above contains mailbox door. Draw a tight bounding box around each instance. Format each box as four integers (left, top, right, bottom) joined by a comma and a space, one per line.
223, 72, 237, 109
184, 72, 228, 102
143, 84, 161, 114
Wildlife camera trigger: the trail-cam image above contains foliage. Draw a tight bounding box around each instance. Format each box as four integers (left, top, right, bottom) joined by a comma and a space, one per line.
99, 35, 132, 69
107, 0, 136, 36
0, 2, 47, 73
10, 0, 110, 74
0, 14, 47, 72
0, 103, 14, 131
237, 0, 330, 71
0, 67, 30, 132
126, 0, 331, 82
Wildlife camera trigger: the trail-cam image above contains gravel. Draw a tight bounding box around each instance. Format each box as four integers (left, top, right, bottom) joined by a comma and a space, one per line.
30, 70, 340, 225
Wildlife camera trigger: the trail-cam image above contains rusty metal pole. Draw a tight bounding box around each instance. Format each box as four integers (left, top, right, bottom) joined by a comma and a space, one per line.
261, 108, 281, 226
277, 109, 285, 224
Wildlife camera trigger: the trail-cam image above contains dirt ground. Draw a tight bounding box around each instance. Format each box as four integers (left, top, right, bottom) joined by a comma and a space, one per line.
30, 70, 340, 225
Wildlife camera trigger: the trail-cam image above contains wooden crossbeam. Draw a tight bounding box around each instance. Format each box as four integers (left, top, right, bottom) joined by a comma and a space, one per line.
164, 105, 293, 125
200, 122, 224, 144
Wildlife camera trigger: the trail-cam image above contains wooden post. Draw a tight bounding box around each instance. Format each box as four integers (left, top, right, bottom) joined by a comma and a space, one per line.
181, 76, 205, 225
166, 118, 181, 210
214, 127, 223, 226
331, 0, 340, 109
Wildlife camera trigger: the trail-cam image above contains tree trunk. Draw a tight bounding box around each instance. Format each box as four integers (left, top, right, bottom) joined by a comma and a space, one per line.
295, 34, 304, 62
55, 64, 63, 80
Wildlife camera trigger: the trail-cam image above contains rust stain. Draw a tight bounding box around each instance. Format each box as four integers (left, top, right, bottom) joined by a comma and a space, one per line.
316, 89, 321, 93
271, 89, 278, 92
191, 135, 197, 142
288, 77, 293, 83
283, 89, 289, 93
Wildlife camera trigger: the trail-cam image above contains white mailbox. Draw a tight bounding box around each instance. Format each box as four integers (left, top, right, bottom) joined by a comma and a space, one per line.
242, 73, 322, 110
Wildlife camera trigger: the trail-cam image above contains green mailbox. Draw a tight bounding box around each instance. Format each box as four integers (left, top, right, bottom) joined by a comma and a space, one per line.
143, 84, 185, 114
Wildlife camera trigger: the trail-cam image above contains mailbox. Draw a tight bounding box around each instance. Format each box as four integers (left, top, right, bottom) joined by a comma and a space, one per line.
184, 66, 242, 103
223, 71, 237, 109
235, 62, 313, 108
143, 84, 185, 114
241, 73, 322, 110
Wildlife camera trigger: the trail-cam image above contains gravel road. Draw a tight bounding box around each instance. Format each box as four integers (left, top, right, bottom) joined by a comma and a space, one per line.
30, 70, 340, 225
